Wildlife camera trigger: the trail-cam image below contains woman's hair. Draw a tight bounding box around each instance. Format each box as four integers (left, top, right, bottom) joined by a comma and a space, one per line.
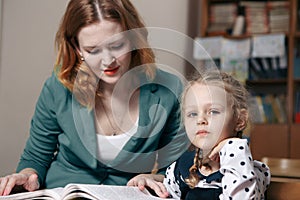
182, 70, 250, 188
54, 0, 156, 108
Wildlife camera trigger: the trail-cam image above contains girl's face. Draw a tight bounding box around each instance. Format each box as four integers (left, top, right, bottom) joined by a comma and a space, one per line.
77, 20, 132, 86
183, 83, 237, 151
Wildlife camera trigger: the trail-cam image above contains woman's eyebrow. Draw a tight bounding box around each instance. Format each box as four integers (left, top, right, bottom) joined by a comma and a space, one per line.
83, 46, 99, 49
83, 38, 126, 49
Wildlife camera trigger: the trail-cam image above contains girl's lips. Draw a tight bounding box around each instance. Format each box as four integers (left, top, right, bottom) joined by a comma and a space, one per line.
103, 66, 120, 76
196, 130, 209, 136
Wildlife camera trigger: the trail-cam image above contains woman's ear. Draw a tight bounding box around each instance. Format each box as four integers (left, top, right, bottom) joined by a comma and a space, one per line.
76, 48, 85, 61
235, 109, 248, 132
76, 47, 82, 56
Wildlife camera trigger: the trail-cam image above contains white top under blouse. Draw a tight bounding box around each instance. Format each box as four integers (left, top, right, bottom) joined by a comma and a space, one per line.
96, 118, 139, 162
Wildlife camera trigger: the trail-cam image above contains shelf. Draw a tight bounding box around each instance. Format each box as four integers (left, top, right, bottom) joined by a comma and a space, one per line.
246, 79, 287, 94
291, 125, 300, 158
200, 0, 298, 159
222, 34, 251, 39
247, 79, 287, 85
291, 123, 300, 127
206, 33, 290, 39
250, 124, 289, 160
209, 0, 236, 2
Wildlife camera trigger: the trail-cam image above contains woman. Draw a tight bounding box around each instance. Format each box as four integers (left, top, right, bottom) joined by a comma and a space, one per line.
0, 0, 188, 197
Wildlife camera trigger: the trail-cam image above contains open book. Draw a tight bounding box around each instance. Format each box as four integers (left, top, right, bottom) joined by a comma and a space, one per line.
0, 183, 173, 200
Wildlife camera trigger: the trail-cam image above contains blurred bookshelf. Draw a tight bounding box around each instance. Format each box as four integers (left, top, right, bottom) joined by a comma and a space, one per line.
197, 0, 300, 159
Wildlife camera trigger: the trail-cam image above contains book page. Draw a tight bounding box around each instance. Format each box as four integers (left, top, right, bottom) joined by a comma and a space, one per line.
62, 184, 174, 200
0, 184, 175, 200
0, 187, 63, 200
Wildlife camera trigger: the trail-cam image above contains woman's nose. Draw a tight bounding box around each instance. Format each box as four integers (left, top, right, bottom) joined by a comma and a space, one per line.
101, 50, 115, 66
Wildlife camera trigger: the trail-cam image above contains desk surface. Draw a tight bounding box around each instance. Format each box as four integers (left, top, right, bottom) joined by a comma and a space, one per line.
267, 180, 300, 200
271, 177, 300, 183
270, 167, 300, 179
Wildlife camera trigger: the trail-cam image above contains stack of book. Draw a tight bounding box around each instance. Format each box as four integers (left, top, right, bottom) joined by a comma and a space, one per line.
248, 57, 287, 80
207, 3, 237, 35
295, 92, 300, 123
267, 1, 290, 33
240, 1, 269, 34
249, 94, 287, 124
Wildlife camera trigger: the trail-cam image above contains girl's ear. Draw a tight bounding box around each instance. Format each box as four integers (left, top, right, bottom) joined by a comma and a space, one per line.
235, 109, 248, 132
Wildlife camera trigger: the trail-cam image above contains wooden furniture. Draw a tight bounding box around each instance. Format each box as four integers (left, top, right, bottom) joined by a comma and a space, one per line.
266, 181, 300, 200
262, 157, 300, 200
262, 157, 300, 178
199, 0, 300, 160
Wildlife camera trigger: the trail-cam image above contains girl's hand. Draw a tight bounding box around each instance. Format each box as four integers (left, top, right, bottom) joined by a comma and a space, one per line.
209, 138, 241, 162
0, 169, 39, 196
127, 174, 169, 198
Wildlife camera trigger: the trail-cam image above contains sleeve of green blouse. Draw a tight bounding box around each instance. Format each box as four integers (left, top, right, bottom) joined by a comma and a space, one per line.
156, 74, 190, 175
16, 74, 63, 186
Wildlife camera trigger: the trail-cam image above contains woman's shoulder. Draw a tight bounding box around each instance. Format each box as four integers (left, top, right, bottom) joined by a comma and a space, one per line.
44, 72, 68, 91
151, 68, 184, 95
40, 72, 71, 101
154, 68, 183, 84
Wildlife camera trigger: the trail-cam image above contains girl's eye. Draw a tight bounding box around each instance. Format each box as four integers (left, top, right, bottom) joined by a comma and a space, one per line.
208, 109, 220, 115
187, 112, 198, 118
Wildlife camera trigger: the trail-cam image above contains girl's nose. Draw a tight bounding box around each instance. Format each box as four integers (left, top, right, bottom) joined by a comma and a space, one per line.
197, 114, 208, 125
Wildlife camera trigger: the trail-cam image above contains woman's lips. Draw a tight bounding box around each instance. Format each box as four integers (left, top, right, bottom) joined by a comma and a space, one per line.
103, 66, 120, 76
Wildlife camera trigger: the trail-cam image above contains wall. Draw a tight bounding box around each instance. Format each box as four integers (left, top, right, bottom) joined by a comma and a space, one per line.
0, 0, 192, 176
131, 0, 192, 77
0, 0, 69, 176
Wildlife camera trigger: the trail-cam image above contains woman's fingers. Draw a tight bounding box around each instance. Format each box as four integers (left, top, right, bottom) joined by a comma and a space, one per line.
0, 176, 9, 195
0, 173, 39, 196
24, 174, 39, 192
0, 174, 25, 196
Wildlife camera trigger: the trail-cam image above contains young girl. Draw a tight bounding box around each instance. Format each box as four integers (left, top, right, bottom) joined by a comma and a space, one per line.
163, 70, 270, 200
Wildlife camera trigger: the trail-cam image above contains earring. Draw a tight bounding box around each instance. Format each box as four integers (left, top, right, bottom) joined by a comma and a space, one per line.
78, 51, 85, 61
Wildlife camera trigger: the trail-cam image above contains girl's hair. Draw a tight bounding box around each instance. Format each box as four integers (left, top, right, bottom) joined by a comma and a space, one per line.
54, 0, 156, 108
182, 70, 250, 188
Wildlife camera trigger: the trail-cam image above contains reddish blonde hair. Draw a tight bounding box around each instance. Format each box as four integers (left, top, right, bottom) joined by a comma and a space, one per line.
54, 0, 156, 108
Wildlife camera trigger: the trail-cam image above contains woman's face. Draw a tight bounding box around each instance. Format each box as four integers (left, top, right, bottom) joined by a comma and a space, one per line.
77, 20, 132, 86
183, 83, 236, 151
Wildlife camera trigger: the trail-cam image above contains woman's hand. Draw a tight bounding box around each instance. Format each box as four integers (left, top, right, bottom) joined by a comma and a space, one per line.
0, 168, 39, 196
127, 174, 169, 198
